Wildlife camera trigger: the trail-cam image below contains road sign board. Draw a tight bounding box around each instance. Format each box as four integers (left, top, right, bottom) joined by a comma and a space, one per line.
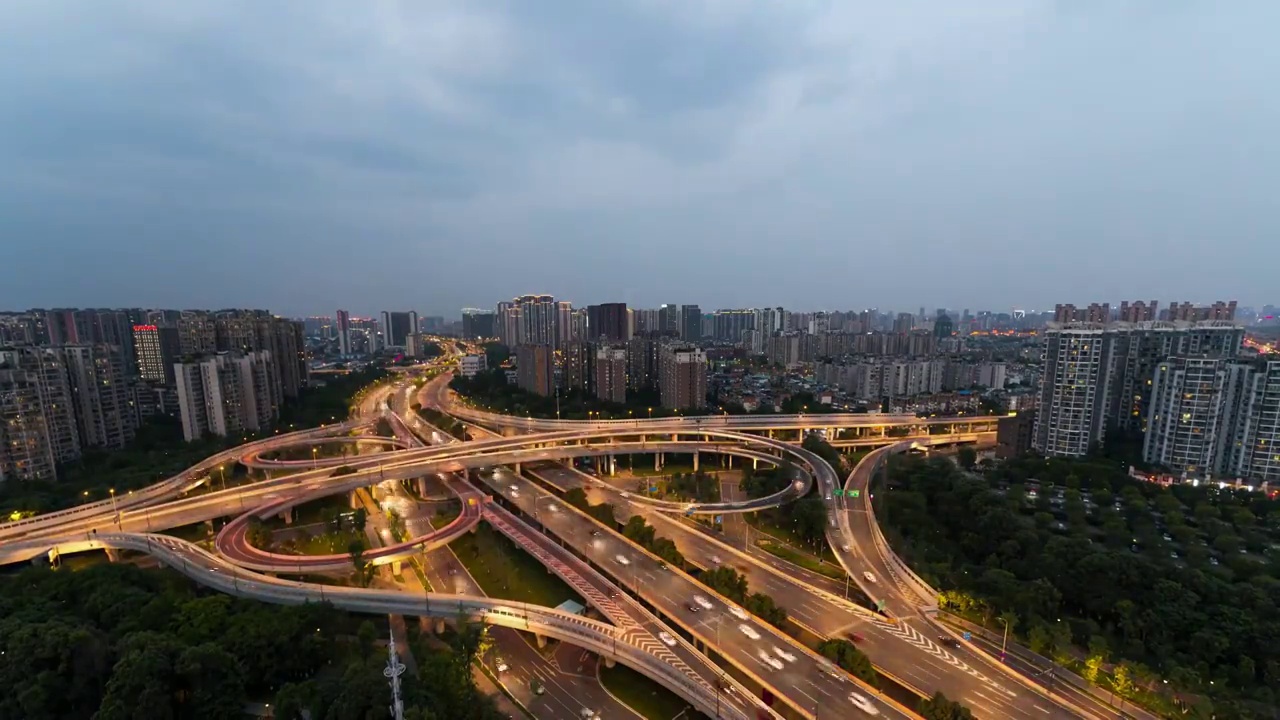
714, 515, 723, 524
834, 489, 844, 497
962, 631, 972, 641
849, 489, 861, 498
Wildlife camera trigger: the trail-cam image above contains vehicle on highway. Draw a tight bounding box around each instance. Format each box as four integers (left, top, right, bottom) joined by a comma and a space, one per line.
841, 544, 851, 552
863, 571, 877, 583
590, 529, 601, 537
532, 679, 545, 696
693, 595, 714, 610
848, 691, 879, 715
727, 605, 748, 621
620, 491, 630, 498
757, 649, 784, 670
938, 636, 960, 648
547, 502, 559, 512
579, 709, 601, 720
772, 646, 797, 663
847, 632, 865, 644
495, 658, 509, 672
825, 493, 832, 500
738, 623, 761, 640
709, 554, 723, 565
615, 554, 631, 566
658, 631, 677, 647
657, 561, 668, 570
686, 602, 700, 613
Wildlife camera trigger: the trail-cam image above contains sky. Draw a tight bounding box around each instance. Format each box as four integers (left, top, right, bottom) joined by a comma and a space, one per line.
2, 1, 1278, 318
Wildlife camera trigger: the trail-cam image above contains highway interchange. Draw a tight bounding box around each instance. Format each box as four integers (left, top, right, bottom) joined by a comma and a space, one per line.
0, 354, 1111, 720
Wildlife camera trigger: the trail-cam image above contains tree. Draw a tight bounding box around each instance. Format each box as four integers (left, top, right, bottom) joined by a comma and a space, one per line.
1083, 635, 1108, 685
918, 691, 973, 720
743, 592, 788, 630
702, 567, 748, 604
348, 539, 375, 587
351, 507, 367, 534
957, 446, 977, 471
817, 639, 878, 687
357, 620, 377, 658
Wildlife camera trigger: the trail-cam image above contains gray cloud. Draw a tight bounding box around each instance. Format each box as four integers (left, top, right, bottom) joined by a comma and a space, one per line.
1, 0, 1276, 316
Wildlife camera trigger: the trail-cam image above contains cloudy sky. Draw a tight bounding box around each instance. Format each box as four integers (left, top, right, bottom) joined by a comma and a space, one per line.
2, 1, 1276, 318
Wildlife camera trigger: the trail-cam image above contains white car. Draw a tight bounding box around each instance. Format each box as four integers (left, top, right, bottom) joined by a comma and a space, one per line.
547, 502, 559, 512
495, 658, 509, 672
863, 571, 877, 584
693, 595, 714, 610
757, 649, 784, 670
849, 692, 879, 715
658, 631, 677, 647
825, 493, 832, 500
738, 623, 761, 640
580, 709, 600, 720
727, 605, 748, 621
841, 544, 851, 553
620, 491, 630, 498
709, 554, 723, 565
772, 646, 797, 663
615, 555, 631, 566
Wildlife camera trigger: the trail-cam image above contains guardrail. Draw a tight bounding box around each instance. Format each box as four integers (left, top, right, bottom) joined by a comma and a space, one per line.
0, 419, 371, 537
90, 532, 752, 720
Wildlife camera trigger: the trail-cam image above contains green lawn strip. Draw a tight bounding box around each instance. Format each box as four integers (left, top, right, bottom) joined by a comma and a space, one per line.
744, 514, 838, 563
598, 663, 709, 720
756, 538, 845, 580
450, 525, 583, 608
428, 504, 462, 529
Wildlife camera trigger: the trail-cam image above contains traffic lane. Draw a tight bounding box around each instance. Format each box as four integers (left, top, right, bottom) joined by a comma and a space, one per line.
477, 475, 763, 720
420, 524, 629, 720
523, 466, 1054, 720
485, 470, 907, 720
964, 633, 1117, 718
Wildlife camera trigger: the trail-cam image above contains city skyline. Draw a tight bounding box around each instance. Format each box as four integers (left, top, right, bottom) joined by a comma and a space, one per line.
4, 2, 1280, 314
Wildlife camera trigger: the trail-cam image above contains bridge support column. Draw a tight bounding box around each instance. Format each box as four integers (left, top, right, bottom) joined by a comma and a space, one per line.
655, 453, 663, 471
279, 508, 293, 525
608, 455, 616, 476
350, 491, 359, 510
435, 618, 447, 635
753, 457, 758, 470
104, 548, 120, 563
514, 462, 521, 475
692, 452, 698, 472
604, 657, 616, 668
391, 559, 402, 576
418, 477, 428, 496
535, 633, 548, 649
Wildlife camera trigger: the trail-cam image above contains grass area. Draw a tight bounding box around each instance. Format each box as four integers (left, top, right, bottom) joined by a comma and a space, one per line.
622, 462, 697, 478
276, 529, 366, 555
450, 525, 583, 608
756, 538, 846, 580
599, 663, 710, 720
745, 513, 838, 563
428, 504, 462, 529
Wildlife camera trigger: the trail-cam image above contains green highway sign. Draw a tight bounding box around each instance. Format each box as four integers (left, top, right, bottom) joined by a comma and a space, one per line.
849, 489, 861, 498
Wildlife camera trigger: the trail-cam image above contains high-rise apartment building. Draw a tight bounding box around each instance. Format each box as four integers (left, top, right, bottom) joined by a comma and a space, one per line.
587, 303, 629, 342
627, 335, 661, 391
1222, 360, 1280, 483
0, 347, 81, 465
496, 301, 520, 346
712, 310, 755, 343
59, 345, 138, 450
556, 301, 574, 347
594, 347, 627, 403
659, 346, 706, 410
562, 341, 593, 394
516, 295, 557, 349
132, 324, 181, 385
659, 304, 681, 336
1034, 320, 1245, 459
1143, 357, 1232, 477
1034, 325, 1113, 458
381, 311, 418, 349
515, 344, 555, 397
0, 368, 58, 482
175, 351, 278, 441
336, 309, 352, 355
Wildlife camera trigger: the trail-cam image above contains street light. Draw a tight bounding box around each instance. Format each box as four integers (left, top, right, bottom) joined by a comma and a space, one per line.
998, 616, 1011, 661
108, 488, 120, 528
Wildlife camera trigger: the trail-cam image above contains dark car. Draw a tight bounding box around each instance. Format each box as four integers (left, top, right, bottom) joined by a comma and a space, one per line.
687, 603, 700, 613
938, 636, 960, 648
847, 632, 865, 644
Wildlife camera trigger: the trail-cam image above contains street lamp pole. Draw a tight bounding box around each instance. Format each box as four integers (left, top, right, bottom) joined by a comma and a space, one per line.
108, 488, 120, 528
999, 617, 1010, 662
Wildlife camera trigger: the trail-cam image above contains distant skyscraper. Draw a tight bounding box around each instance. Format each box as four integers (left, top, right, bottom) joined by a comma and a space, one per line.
680, 305, 702, 342
336, 309, 351, 354
659, 304, 681, 336
461, 309, 496, 339
516, 295, 557, 349
587, 303, 629, 342
0, 368, 58, 482
61, 344, 138, 450
381, 311, 417, 349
